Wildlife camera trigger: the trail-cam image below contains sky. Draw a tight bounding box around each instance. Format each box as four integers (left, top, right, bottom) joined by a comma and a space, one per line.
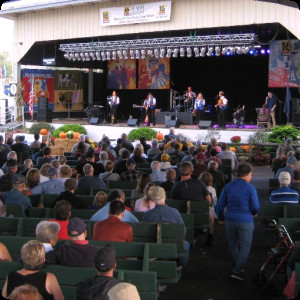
0, 18, 14, 55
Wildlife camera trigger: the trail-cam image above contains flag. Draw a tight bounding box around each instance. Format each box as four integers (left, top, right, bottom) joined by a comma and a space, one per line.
28, 75, 34, 118
284, 82, 291, 123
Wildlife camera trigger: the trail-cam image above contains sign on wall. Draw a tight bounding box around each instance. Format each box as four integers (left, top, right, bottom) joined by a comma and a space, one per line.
100, 1, 171, 27
268, 39, 300, 87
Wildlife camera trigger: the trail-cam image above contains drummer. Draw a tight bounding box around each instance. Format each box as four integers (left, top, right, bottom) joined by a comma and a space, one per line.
184, 86, 196, 112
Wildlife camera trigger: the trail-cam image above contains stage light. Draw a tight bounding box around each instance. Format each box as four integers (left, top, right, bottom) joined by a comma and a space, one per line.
129, 49, 135, 59
180, 47, 185, 57
229, 47, 235, 55
200, 47, 206, 57
112, 51, 117, 60
154, 48, 159, 58
117, 50, 123, 59
166, 48, 172, 58
64, 53, 71, 60
186, 47, 192, 58
85, 52, 90, 61
95, 51, 101, 60
260, 48, 266, 55
141, 49, 146, 59
69, 52, 74, 60
235, 47, 242, 55
74, 53, 80, 60
215, 46, 221, 56
160, 48, 165, 58
135, 49, 140, 59
221, 47, 227, 55
249, 49, 255, 55
89, 52, 96, 60
80, 52, 85, 61
254, 50, 259, 56
147, 49, 153, 57
106, 51, 111, 60
173, 48, 179, 58
122, 50, 128, 59
194, 47, 200, 57
206, 47, 213, 56
101, 51, 106, 61
242, 46, 249, 54
267, 49, 271, 54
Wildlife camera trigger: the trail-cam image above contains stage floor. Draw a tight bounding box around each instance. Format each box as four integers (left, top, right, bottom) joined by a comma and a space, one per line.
26, 119, 265, 144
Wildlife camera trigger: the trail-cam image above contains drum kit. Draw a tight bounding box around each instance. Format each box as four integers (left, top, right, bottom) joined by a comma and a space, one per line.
84, 104, 105, 123
172, 90, 194, 112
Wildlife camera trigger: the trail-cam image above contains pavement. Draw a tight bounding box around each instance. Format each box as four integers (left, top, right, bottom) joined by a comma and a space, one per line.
159, 165, 288, 300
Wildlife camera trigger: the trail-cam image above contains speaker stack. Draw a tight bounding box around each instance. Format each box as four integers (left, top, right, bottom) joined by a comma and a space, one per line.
199, 120, 213, 129
165, 119, 180, 128
127, 119, 139, 126
37, 98, 52, 122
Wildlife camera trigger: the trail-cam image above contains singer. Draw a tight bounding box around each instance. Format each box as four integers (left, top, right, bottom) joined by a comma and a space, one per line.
144, 92, 156, 126
108, 90, 120, 124
265, 91, 276, 129
215, 91, 228, 129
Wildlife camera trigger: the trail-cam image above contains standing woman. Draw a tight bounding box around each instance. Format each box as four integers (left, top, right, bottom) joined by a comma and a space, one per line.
193, 93, 205, 124
216, 163, 260, 280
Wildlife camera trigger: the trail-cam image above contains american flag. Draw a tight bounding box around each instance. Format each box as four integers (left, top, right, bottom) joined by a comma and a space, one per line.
29, 75, 34, 118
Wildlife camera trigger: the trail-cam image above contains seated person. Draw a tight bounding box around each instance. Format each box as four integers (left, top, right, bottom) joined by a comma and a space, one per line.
88, 191, 108, 210
77, 245, 140, 300
36, 147, 55, 168
258, 104, 268, 120
290, 168, 300, 195
93, 200, 133, 242
36, 221, 60, 253
134, 182, 156, 212
0, 242, 12, 261
131, 173, 151, 202
149, 161, 166, 183
233, 105, 245, 128
46, 217, 99, 267
1, 240, 64, 300
99, 160, 120, 181
159, 168, 176, 192
270, 171, 299, 204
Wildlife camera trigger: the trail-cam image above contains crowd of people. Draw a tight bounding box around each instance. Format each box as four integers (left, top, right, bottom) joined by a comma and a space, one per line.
1, 129, 300, 298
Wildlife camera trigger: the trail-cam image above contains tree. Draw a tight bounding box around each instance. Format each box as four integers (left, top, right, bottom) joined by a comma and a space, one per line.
0, 51, 13, 78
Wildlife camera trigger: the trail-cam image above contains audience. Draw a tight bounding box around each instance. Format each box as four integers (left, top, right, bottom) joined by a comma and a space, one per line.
0, 242, 12, 261
58, 165, 72, 183
134, 182, 156, 212
39, 163, 52, 183
36, 221, 60, 252
25, 168, 40, 190
120, 158, 143, 181
9, 284, 43, 300
290, 168, 300, 195
150, 160, 166, 182
208, 161, 225, 198
36, 147, 55, 168
88, 191, 108, 210
147, 139, 160, 159
159, 168, 176, 191
131, 173, 151, 201
99, 160, 120, 181
216, 142, 238, 170
275, 155, 297, 179
74, 151, 105, 176
114, 149, 130, 175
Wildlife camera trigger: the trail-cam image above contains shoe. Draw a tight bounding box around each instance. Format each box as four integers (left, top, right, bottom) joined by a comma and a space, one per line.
206, 233, 214, 246
230, 273, 244, 281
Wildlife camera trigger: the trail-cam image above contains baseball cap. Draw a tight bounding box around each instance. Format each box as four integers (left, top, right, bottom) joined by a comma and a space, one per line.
287, 156, 297, 165
151, 186, 166, 203
126, 158, 135, 166
7, 159, 18, 167
12, 174, 26, 184
47, 167, 58, 177
278, 171, 291, 185
67, 217, 87, 237
94, 245, 116, 272
161, 154, 169, 162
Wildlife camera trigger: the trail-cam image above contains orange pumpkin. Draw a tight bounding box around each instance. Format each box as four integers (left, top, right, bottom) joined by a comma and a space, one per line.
230, 147, 236, 152
156, 132, 164, 141
40, 128, 48, 135
74, 132, 81, 139
59, 132, 66, 139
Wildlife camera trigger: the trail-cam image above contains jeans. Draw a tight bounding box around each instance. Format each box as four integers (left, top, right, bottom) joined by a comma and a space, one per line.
225, 220, 254, 275
178, 240, 190, 266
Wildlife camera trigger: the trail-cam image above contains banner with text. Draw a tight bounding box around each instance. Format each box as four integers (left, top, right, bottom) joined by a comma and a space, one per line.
100, 1, 171, 26
268, 39, 300, 87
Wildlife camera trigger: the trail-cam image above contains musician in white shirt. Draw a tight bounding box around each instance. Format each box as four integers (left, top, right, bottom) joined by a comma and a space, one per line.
144, 93, 156, 126
109, 90, 120, 124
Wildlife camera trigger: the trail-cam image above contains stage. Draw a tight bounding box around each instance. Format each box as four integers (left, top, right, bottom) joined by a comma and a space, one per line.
25, 120, 264, 145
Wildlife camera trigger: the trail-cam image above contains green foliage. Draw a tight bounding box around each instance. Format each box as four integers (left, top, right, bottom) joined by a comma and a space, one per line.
52, 124, 87, 137
127, 127, 157, 140
267, 125, 299, 143
262, 146, 277, 154
248, 131, 268, 144
0, 51, 12, 78
28, 122, 55, 134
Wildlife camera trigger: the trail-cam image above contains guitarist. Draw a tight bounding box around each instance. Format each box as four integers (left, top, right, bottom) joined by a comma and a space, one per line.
108, 90, 120, 124
215, 91, 228, 129
144, 92, 156, 126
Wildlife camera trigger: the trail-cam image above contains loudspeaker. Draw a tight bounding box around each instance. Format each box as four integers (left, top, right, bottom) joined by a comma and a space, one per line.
292, 113, 300, 126
165, 119, 180, 128
199, 120, 213, 129
90, 117, 99, 125
37, 108, 52, 122
127, 118, 139, 126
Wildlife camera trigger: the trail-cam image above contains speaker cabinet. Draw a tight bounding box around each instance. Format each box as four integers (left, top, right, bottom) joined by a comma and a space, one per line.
127, 118, 139, 126
199, 120, 212, 129
165, 119, 180, 128
90, 117, 100, 125
37, 108, 52, 122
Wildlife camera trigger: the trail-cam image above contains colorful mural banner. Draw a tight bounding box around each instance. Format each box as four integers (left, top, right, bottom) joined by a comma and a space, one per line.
268, 39, 300, 87
100, 1, 171, 27
107, 60, 136, 89
54, 70, 83, 112
138, 57, 170, 89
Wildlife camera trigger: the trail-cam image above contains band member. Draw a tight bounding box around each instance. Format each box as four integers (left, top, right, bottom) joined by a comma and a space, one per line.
265, 91, 277, 128
144, 92, 156, 126
215, 91, 228, 129
193, 93, 205, 124
108, 90, 120, 124
184, 86, 196, 112
233, 105, 245, 128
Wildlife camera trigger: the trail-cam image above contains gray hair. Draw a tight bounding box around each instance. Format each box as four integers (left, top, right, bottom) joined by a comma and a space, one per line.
151, 161, 161, 170
208, 160, 218, 170
83, 163, 94, 175
35, 221, 60, 243
7, 151, 17, 161
100, 151, 108, 161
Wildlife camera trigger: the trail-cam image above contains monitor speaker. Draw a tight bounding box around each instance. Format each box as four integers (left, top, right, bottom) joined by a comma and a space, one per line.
90, 117, 99, 125
199, 120, 213, 129
165, 119, 180, 128
127, 118, 139, 126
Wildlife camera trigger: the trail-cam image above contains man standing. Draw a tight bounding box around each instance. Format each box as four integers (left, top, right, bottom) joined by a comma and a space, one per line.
109, 90, 120, 124
184, 86, 196, 112
145, 92, 156, 126
265, 91, 277, 128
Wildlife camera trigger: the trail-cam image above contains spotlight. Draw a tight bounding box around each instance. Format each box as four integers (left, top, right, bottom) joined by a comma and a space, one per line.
130, 49, 135, 59
80, 52, 85, 61
180, 47, 185, 57
74, 53, 80, 60
95, 51, 101, 60
106, 51, 111, 60
122, 50, 128, 59
141, 49, 146, 59
160, 48, 165, 58
147, 49, 153, 57
215, 46, 221, 56
135, 49, 140, 59
89, 52, 96, 60
260, 48, 266, 55
154, 48, 159, 58
267, 49, 271, 54
200, 47, 206, 57
112, 51, 117, 60
222, 47, 227, 55
85, 52, 90, 61
186, 47, 192, 58
173, 48, 179, 58
166, 48, 172, 58
235, 47, 242, 55
117, 50, 123, 59
194, 47, 200, 57
242, 46, 249, 54
64, 53, 71, 60
69, 53, 75, 60
206, 47, 213, 56
249, 49, 255, 55
101, 51, 106, 61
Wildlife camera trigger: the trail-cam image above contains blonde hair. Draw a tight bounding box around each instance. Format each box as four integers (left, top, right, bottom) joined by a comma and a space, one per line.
59, 165, 72, 178
21, 240, 45, 270
93, 191, 108, 208
10, 284, 43, 300
26, 168, 40, 189
39, 163, 52, 177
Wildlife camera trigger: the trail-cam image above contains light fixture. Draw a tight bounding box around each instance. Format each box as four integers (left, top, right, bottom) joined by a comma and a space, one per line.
84, 52, 90, 61
129, 50, 135, 59
166, 48, 172, 58
154, 48, 159, 58
112, 51, 117, 60
200, 47, 206, 57
242, 46, 249, 54
186, 47, 192, 58
194, 47, 200, 57
215, 46, 221, 56
141, 49, 146, 59
122, 50, 128, 59
101, 51, 106, 61
135, 49, 140, 59
221, 47, 227, 55
235, 47, 243, 55
106, 51, 111, 60
206, 47, 213, 56
64, 53, 71, 60
173, 48, 179, 58
95, 51, 101, 60
89, 52, 96, 60
117, 50, 123, 59
180, 47, 185, 57
69, 53, 75, 60
147, 49, 153, 57
160, 48, 165, 58
260, 48, 266, 55
74, 53, 80, 60
80, 52, 85, 61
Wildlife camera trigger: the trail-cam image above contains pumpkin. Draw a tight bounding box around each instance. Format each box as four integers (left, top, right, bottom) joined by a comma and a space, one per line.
59, 132, 66, 139
40, 128, 48, 135
230, 147, 236, 152
156, 132, 164, 141
74, 132, 81, 139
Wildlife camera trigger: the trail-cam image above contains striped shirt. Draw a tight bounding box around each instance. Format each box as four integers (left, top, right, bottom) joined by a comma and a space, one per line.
270, 186, 299, 204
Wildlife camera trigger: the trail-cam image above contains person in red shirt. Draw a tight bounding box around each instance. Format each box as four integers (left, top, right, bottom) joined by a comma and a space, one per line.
92, 200, 133, 242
